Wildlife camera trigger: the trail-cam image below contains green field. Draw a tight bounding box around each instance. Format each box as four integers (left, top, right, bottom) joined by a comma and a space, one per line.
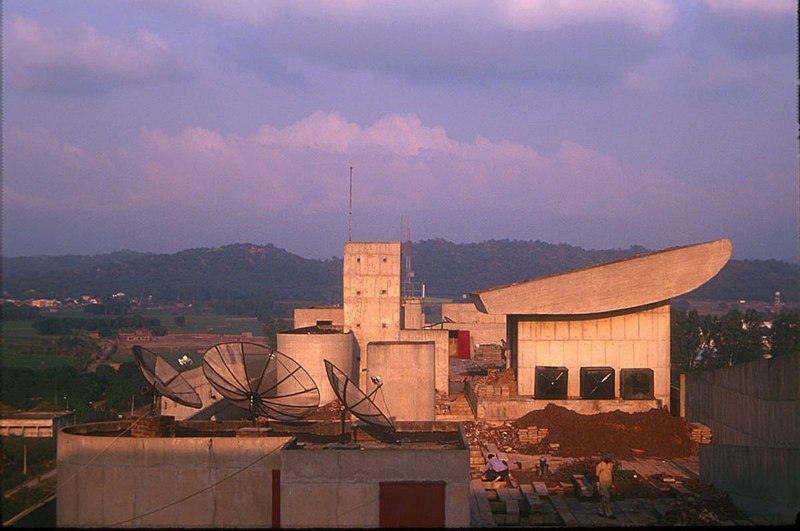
1, 311, 264, 370
0, 320, 78, 369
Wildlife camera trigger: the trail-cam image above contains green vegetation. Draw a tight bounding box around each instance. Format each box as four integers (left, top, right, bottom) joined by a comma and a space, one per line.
1, 486, 53, 525
1, 437, 56, 493
0, 362, 146, 417
32, 315, 162, 337
670, 307, 799, 371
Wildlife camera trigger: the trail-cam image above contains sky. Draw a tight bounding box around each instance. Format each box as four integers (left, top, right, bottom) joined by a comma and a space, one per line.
2, 0, 798, 261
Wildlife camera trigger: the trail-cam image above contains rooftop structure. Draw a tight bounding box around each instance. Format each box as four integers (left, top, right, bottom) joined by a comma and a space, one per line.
467, 240, 732, 417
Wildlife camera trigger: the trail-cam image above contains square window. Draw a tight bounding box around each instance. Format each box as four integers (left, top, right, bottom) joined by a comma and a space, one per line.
580, 367, 615, 399
534, 366, 568, 399
620, 369, 654, 399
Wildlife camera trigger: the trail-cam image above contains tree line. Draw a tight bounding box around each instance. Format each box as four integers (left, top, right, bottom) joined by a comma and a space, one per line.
671, 307, 800, 371
32, 315, 164, 337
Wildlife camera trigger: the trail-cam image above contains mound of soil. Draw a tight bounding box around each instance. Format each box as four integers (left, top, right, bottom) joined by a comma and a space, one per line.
515, 404, 697, 459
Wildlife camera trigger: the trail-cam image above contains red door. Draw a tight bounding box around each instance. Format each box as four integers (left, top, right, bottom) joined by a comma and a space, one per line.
379, 481, 446, 528
457, 330, 471, 359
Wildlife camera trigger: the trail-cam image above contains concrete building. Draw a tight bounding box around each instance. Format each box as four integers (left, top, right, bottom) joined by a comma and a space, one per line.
57, 419, 469, 528
468, 239, 731, 417
282, 242, 449, 426
292, 307, 344, 329
0, 411, 75, 438
439, 302, 507, 357
277, 326, 356, 405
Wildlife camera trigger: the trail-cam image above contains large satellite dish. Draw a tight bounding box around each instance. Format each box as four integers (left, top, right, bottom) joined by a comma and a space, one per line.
132, 345, 203, 410
324, 359, 395, 431
202, 342, 320, 421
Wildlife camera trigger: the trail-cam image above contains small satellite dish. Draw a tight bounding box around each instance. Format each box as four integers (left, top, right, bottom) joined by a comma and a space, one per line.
202, 342, 320, 422
132, 345, 203, 410
324, 359, 395, 432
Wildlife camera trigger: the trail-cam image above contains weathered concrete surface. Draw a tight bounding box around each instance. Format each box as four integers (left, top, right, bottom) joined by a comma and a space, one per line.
471, 239, 731, 315
515, 303, 671, 405
57, 423, 290, 528
278, 330, 355, 405
343, 242, 402, 381
367, 341, 436, 422
441, 302, 507, 353
293, 306, 344, 329
398, 328, 450, 394
280, 432, 470, 528
685, 354, 800, 524
402, 297, 425, 329
464, 383, 660, 420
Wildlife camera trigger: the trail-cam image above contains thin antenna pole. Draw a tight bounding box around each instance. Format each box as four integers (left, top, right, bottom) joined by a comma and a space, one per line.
348, 166, 353, 242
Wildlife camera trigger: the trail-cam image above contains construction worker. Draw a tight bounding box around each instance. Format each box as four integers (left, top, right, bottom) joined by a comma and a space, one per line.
595, 454, 615, 519
482, 453, 509, 482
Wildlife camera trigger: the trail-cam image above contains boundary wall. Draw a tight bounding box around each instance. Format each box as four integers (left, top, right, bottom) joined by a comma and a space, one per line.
683, 353, 799, 524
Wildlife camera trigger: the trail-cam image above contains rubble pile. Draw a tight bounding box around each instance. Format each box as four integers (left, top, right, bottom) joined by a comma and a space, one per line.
661, 481, 749, 525
515, 404, 697, 459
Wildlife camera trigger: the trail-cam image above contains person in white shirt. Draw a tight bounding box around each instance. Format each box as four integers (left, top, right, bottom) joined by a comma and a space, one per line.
482, 453, 509, 481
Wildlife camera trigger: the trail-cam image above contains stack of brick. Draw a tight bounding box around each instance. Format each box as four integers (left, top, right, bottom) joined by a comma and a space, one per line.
470, 445, 485, 472
475, 384, 511, 399
474, 344, 503, 362
132, 415, 176, 438
517, 426, 549, 445
689, 422, 713, 444
572, 474, 595, 498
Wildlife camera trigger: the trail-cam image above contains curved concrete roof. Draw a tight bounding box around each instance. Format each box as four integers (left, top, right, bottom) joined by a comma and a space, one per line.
470, 239, 731, 315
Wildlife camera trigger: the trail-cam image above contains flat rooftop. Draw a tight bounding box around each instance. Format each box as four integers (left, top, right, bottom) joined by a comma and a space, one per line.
61, 418, 466, 450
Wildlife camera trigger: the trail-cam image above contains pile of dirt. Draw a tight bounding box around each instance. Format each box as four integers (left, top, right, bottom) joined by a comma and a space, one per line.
471, 367, 518, 393
514, 404, 697, 459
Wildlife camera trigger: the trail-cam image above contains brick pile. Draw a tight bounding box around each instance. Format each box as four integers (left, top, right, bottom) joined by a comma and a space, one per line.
688, 422, 713, 444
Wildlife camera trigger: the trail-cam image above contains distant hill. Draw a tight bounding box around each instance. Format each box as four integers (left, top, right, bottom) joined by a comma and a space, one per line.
3, 241, 798, 315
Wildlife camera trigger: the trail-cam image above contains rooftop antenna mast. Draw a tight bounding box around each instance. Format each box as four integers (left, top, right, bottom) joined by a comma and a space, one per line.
348, 166, 353, 242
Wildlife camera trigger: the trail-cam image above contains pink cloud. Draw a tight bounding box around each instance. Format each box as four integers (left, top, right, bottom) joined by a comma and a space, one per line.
5, 16, 186, 93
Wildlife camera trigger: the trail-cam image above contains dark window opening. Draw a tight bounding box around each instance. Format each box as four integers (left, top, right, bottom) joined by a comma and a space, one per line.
534, 366, 568, 399
580, 367, 615, 399
620, 369, 654, 399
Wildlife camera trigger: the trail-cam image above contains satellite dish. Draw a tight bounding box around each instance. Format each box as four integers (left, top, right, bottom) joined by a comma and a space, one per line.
132, 345, 203, 410
324, 359, 395, 432
202, 342, 320, 422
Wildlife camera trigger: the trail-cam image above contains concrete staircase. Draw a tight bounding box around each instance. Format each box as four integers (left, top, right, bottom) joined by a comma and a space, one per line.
435, 392, 475, 421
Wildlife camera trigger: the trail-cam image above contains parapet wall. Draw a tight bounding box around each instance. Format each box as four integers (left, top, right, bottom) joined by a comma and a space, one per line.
58, 422, 290, 528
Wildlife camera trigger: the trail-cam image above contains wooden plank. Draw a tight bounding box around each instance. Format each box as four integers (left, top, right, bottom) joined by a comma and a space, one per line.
485, 442, 509, 462
549, 493, 580, 527
532, 481, 549, 497
520, 484, 543, 514
497, 488, 520, 524
470, 479, 498, 528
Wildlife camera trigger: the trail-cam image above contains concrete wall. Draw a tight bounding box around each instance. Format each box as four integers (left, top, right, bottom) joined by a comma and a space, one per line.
515, 302, 670, 408
280, 434, 470, 528
398, 328, 450, 395
161, 366, 219, 420
278, 330, 355, 405
367, 342, 435, 422
57, 423, 291, 528
293, 307, 344, 329
343, 242, 402, 381
684, 354, 799, 524
440, 302, 506, 354
464, 380, 659, 420
402, 298, 424, 329
0, 412, 74, 438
